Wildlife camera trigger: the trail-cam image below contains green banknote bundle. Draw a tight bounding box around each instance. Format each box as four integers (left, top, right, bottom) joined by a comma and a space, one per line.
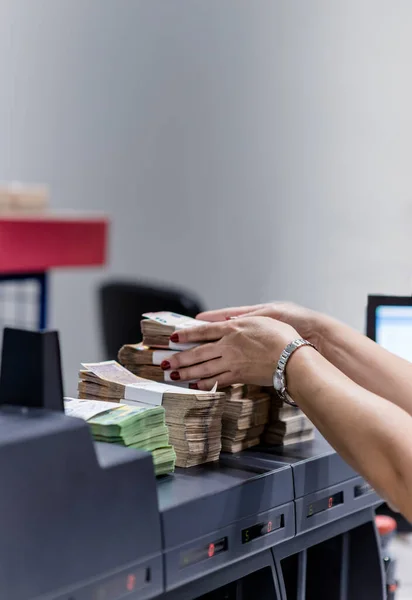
65, 399, 176, 476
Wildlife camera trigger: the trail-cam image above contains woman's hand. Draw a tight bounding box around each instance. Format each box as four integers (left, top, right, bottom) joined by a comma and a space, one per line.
164, 316, 299, 390
197, 302, 330, 351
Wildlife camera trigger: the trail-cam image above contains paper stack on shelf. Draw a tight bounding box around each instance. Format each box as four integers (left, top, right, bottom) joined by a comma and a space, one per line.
0, 182, 49, 212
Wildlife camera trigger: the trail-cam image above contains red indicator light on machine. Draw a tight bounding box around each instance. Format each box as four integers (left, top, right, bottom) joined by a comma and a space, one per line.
179, 537, 228, 569
328, 497, 333, 509
126, 574, 136, 591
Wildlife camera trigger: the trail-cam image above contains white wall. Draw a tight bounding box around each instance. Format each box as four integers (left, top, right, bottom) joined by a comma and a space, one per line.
1, 1, 411, 393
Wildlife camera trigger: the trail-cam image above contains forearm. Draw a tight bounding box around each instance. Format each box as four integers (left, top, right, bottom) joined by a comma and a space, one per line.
288, 347, 412, 522
317, 315, 412, 417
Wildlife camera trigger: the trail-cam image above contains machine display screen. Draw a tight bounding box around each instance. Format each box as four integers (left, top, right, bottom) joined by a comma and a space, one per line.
180, 537, 228, 568
375, 305, 412, 362
241, 514, 284, 544
307, 492, 344, 518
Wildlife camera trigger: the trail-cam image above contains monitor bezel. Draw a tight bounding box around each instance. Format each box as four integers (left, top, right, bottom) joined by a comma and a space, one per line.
367, 295, 412, 341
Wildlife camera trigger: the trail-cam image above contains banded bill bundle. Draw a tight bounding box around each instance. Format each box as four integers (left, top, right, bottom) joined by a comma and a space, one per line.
119, 311, 314, 454
118, 343, 187, 384
140, 312, 207, 350
263, 390, 315, 446
119, 312, 271, 453
77, 361, 226, 468
221, 389, 270, 452
64, 398, 175, 476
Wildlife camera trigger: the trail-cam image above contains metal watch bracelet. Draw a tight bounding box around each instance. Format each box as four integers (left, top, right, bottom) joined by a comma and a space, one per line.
273, 339, 316, 407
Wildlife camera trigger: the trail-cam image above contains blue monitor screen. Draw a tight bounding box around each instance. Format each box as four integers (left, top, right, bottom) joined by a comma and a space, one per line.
376, 305, 412, 362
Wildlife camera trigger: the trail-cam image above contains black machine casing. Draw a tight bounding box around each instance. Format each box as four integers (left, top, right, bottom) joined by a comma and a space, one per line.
236, 437, 381, 533
158, 461, 295, 590
0, 329, 384, 600
0, 328, 164, 600
0, 407, 163, 600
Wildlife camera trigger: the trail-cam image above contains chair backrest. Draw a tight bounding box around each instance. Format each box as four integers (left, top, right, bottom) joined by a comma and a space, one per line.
99, 281, 204, 359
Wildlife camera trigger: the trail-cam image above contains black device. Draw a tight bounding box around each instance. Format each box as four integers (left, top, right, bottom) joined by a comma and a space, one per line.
99, 281, 203, 359
0, 328, 64, 411
0, 327, 163, 600
0, 408, 163, 600
0, 327, 386, 599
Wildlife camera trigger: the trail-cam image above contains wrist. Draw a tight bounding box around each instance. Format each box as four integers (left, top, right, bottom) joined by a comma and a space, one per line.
312, 313, 337, 356
286, 345, 321, 403
273, 338, 316, 406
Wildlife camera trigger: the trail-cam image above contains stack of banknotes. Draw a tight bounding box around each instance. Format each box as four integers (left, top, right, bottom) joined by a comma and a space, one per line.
77, 360, 226, 468
119, 311, 315, 451
65, 398, 176, 476
263, 390, 315, 445
221, 386, 271, 452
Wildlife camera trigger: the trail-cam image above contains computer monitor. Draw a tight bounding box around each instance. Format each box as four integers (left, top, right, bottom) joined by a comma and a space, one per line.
367, 295, 412, 362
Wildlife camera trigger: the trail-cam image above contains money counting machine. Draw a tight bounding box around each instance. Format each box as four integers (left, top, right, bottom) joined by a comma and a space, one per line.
0, 329, 385, 600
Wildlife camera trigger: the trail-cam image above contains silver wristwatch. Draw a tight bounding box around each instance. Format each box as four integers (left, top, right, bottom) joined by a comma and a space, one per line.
273, 339, 316, 407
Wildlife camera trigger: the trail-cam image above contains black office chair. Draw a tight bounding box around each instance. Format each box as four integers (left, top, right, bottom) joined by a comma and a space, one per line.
99, 280, 204, 359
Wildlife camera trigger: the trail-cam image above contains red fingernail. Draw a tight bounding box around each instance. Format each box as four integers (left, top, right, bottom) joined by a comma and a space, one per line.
161, 360, 170, 370
189, 383, 199, 390
170, 371, 180, 381
170, 333, 179, 343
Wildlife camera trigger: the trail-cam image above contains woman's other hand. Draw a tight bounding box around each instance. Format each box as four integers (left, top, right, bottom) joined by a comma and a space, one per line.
165, 316, 299, 390
198, 302, 329, 351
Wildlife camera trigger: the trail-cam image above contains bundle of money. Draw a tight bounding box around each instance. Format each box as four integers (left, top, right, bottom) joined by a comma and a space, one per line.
117, 360, 178, 384
221, 390, 270, 453
124, 363, 168, 382
140, 312, 207, 349
118, 343, 176, 368
77, 361, 226, 468
64, 398, 176, 476
263, 389, 315, 446
118, 345, 266, 397
118, 343, 196, 387
121, 312, 271, 454
222, 384, 264, 400
269, 398, 299, 422
264, 426, 315, 446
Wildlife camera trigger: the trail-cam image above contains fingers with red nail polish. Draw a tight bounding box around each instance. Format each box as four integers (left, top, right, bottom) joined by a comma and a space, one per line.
167, 343, 221, 372
161, 360, 170, 370
169, 322, 228, 345
170, 371, 180, 381
189, 382, 199, 390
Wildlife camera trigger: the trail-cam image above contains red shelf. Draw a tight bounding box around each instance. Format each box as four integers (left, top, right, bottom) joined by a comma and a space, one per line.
0, 213, 109, 274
